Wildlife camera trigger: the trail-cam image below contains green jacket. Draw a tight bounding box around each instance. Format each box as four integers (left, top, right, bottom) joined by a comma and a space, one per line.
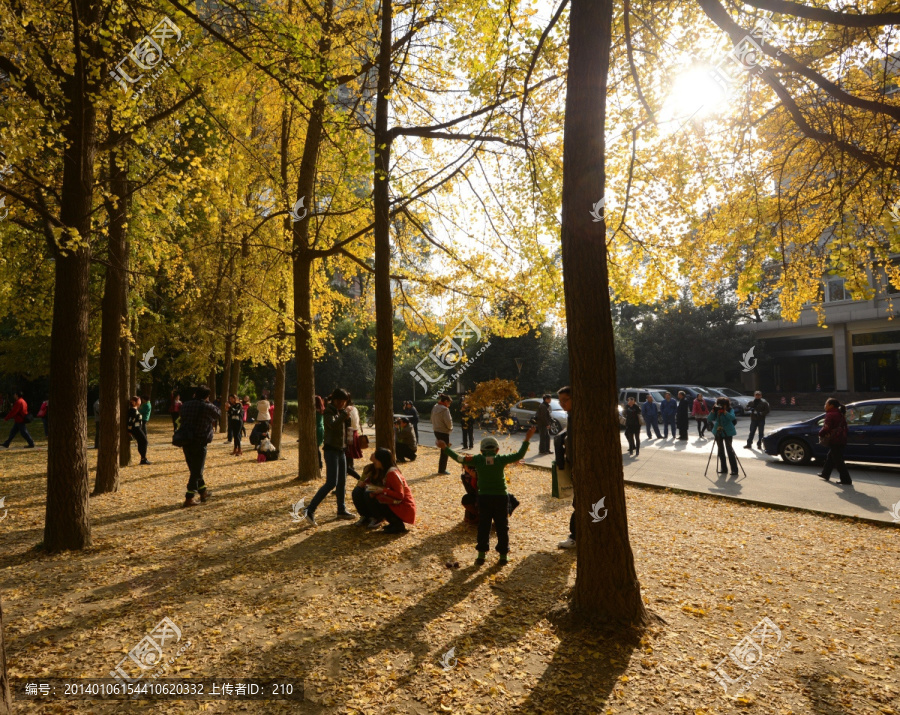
316, 412, 324, 447
445, 440, 530, 495
139, 401, 151, 424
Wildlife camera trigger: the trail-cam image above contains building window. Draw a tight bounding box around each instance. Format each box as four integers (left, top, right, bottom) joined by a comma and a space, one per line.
825, 277, 847, 302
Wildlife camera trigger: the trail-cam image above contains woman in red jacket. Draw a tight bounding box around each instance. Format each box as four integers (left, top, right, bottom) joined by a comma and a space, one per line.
354, 448, 416, 534
2, 391, 35, 449
818, 398, 852, 485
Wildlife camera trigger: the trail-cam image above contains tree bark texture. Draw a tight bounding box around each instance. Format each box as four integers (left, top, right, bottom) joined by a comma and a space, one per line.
373, 0, 395, 452
560, 0, 647, 625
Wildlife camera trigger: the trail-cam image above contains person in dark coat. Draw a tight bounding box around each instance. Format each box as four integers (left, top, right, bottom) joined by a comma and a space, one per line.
177, 386, 220, 507
623, 396, 641, 456
640, 395, 661, 439
744, 391, 770, 449
659, 392, 678, 439
818, 398, 852, 485
676, 391, 690, 441
459, 396, 474, 450
535, 394, 553, 454
401, 401, 419, 442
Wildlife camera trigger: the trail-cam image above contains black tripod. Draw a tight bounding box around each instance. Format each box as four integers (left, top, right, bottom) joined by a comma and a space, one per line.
704, 429, 747, 478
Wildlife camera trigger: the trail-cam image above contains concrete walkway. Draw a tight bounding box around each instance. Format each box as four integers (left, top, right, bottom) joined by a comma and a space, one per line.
402, 414, 900, 525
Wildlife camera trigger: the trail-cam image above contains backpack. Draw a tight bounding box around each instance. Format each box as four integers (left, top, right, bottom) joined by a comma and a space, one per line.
249, 422, 266, 446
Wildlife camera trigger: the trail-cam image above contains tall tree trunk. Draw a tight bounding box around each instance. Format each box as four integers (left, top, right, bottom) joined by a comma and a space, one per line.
561, 0, 646, 625
0, 598, 10, 714
94, 150, 129, 494
373, 0, 395, 452
221, 335, 232, 432
272, 359, 286, 449
208, 367, 217, 432
119, 332, 131, 467
230, 358, 241, 397
293, 251, 320, 481
44, 49, 98, 550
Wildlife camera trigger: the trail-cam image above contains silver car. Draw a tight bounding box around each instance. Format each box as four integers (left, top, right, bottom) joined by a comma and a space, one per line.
508, 398, 568, 435
710, 387, 753, 415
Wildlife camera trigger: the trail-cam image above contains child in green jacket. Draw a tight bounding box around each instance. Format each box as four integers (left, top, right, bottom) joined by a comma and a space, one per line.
437, 426, 535, 565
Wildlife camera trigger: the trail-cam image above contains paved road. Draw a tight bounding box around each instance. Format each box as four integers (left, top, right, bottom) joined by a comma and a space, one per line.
396, 413, 900, 525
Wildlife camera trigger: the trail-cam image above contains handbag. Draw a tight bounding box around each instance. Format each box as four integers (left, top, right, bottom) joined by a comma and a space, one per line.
23, 413, 32, 424
638, 412, 645, 426
551, 460, 573, 500
172, 426, 191, 447
359, 434, 370, 449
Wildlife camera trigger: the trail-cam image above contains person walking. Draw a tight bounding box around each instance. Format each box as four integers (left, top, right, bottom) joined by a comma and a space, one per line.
315, 395, 325, 469
227, 394, 244, 456
818, 398, 852, 485
168, 391, 181, 432
402, 401, 419, 442
437, 427, 535, 565
139, 395, 151, 437
93, 397, 101, 449
660, 392, 677, 439
394, 416, 417, 462
676, 391, 690, 441
692, 393, 710, 438
460, 396, 474, 450
303, 388, 357, 526
1, 391, 35, 449
555, 386, 577, 550
431, 394, 453, 474
176, 385, 220, 507
745, 390, 770, 449
623, 396, 641, 456
535, 394, 553, 454
127, 396, 151, 465
641, 394, 662, 439
37, 399, 49, 438
707, 397, 738, 476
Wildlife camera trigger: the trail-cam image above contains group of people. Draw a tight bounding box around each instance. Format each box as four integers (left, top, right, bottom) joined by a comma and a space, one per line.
622, 390, 772, 458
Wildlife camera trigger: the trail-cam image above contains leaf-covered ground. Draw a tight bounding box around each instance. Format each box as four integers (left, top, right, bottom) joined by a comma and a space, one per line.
1, 422, 898, 714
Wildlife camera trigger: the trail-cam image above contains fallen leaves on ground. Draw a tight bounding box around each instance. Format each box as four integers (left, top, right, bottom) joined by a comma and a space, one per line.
0, 423, 898, 714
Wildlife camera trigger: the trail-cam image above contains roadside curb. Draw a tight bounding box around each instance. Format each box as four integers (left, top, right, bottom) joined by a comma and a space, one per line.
521, 457, 897, 528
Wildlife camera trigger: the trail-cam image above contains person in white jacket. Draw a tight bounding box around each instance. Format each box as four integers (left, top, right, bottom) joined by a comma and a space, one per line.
431, 394, 453, 474
345, 396, 363, 479
256, 398, 271, 425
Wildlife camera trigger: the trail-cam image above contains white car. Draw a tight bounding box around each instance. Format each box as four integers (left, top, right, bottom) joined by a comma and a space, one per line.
507, 398, 568, 435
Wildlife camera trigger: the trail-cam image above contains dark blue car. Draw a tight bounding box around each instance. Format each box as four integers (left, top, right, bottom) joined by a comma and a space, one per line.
762, 399, 900, 466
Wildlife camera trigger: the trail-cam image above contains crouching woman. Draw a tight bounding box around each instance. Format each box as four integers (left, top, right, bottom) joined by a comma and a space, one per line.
352, 448, 416, 534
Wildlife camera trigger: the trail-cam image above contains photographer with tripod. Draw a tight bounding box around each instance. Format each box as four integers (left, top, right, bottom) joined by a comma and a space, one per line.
707, 397, 740, 477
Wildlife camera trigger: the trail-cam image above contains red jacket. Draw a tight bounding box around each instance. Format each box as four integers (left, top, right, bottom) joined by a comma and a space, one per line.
819, 408, 847, 446
5, 397, 28, 423
375, 468, 416, 524
37, 401, 48, 418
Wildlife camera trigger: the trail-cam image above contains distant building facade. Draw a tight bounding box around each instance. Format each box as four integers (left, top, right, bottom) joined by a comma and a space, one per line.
743, 255, 900, 396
